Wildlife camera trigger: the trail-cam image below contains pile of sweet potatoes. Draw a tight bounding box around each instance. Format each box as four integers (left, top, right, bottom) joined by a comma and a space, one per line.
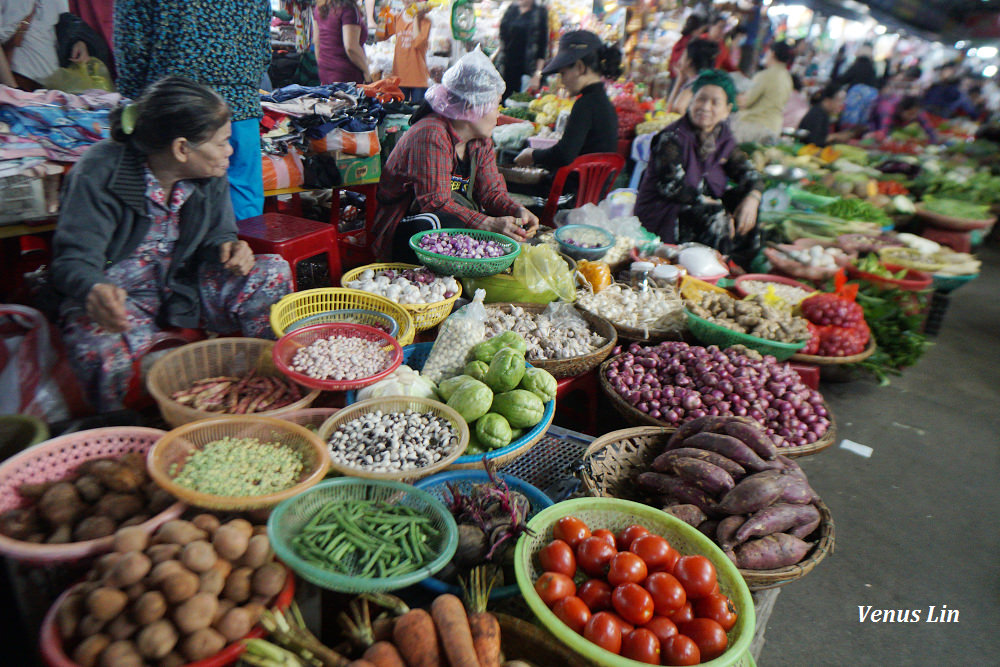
635, 416, 825, 571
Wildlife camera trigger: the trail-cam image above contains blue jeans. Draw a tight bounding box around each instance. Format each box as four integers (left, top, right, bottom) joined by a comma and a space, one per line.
228, 118, 264, 220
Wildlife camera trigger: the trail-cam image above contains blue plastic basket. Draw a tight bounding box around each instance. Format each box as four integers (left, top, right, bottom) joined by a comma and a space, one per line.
413, 470, 553, 599
554, 224, 614, 261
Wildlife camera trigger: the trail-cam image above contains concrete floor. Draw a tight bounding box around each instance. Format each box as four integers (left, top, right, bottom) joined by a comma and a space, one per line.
759, 244, 1000, 665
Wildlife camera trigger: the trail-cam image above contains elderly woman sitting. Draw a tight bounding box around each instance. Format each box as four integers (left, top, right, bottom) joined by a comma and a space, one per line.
634, 69, 764, 268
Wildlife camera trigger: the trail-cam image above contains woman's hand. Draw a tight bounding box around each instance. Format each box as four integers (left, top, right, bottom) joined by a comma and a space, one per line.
482, 215, 529, 242
516, 206, 539, 238
528, 72, 542, 91
219, 240, 255, 276
70, 41, 90, 64
734, 194, 761, 235
514, 148, 535, 167
86, 283, 130, 333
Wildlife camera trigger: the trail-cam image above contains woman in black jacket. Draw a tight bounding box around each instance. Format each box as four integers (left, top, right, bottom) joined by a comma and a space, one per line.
498, 0, 548, 101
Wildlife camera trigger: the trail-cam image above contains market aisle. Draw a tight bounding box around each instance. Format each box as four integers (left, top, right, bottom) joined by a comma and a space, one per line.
760, 244, 1000, 665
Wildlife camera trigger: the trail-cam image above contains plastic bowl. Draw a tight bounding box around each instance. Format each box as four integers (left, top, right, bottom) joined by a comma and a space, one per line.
846, 262, 933, 292
268, 478, 458, 593
413, 470, 553, 599
410, 228, 521, 278
286, 308, 399, 338
554, 224, 614, 261
515, 498, 755, 667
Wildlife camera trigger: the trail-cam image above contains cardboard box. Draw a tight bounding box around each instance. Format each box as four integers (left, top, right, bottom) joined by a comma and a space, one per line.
334, 152, 381, 185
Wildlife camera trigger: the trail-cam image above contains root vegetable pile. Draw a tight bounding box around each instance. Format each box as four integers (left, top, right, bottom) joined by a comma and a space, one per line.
327, 410, 459, 472
0, 454, 175, 545
170, 371, 303, 414
169, 437, 304, 498
687, 292, 810, 344
290, 336, 394, 381
418, 232, 512, 259
484, 305, 606, 361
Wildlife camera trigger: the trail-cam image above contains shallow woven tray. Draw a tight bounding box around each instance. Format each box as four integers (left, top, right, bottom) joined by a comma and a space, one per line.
497, 613, 596, 666
915, 206, 995, 231
486, 303, 618, 379
790, 338, 877, 365
579, 426, 835, 591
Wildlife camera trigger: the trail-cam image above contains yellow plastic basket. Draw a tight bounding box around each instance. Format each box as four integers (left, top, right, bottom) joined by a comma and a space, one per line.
341, 263, 462, 332
269, 288, 415, 345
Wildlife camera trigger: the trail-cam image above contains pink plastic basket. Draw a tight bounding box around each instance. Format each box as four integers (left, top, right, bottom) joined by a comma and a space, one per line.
0, 427, 185, 564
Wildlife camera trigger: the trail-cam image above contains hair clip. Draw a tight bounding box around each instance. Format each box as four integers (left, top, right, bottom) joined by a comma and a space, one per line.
121, 104, 138, 135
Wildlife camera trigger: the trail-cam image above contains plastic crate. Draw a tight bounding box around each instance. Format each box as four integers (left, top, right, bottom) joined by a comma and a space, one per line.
0, 175, 47, 225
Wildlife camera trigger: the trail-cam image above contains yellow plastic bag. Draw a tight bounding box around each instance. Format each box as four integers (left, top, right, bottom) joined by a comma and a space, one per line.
44, 59, 115, 94
462, 243, 576, 304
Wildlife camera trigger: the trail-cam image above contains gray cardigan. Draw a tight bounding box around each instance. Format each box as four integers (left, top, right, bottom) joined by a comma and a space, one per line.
51, 140, 238, 328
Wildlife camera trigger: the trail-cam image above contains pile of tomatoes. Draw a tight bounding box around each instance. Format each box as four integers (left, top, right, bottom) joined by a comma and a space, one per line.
532, 517, 739, 666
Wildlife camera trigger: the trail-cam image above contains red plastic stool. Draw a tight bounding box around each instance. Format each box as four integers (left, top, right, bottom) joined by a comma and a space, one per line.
237, 213, 342, 290
920, 227, 972, 253
787, 362, 820, 391
555, 369, 601, 436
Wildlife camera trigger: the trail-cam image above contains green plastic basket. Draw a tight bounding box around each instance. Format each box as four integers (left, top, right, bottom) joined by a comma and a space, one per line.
514, 498, 755, 667
931, 273, 977, 293
685, 309, 807, 361
410, 228, 521, 278
267, 478, 458, 593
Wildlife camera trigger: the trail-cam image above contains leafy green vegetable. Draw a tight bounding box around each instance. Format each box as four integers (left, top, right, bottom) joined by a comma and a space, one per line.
919, 195, 991, 221
848, 283, 932, 384
803, 182, 837, 197
508, 92, 534, 103
501, 107, 536, 121
822, 199, 892, 227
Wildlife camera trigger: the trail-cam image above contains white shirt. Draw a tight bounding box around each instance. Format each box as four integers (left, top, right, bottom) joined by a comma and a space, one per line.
0, 0, 68, 84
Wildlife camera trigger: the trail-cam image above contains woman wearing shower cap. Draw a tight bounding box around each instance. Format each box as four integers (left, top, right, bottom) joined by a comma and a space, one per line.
633, 69, 764, 268
372, 48, 538, 263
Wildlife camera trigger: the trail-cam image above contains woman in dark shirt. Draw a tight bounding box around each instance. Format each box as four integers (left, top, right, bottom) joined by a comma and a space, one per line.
513, 30, 620, 171
798, 85, 851, 146
498, 0, 548, 101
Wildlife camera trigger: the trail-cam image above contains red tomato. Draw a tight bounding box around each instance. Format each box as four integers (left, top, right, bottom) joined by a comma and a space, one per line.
667, 601, 694, 625
538, 539, 576, 578
621, 628, 661, 665
576, 536, 617, 577
553, 596, 592, 634
629, 535, 673, 570
606, 612, 635, 634
534, 572, 576, 607
607, 552, 648, 587
661, 634, 701, 666
678, 618, 728, 661
577, 579, 613, 612
644, 571, 687, 615
592, 528, 617, 548
583, 612, 623, 655
673, 555, 717, 599
660, 546, 681, 574
611, 582, 655, 626
694, 593, 738, 631
615, 524, 650, 550
553, 516, 591, 549
643, 616, 678, 645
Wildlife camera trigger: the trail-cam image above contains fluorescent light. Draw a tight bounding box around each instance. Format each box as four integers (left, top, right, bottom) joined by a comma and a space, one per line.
978, 46, 998, 58
968, 48, 979, 57
984, 65, 998, 77
875, 25, 886, 35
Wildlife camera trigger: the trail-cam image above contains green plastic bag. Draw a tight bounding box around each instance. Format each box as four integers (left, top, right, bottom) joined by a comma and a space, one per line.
462, 243, 576, 304
44, 59, 115, 93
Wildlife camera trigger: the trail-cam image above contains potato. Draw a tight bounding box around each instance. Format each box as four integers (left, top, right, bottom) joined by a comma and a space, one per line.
241, 601, 265, 626
100, 639, 144, 667
212, 525, 249, 561
78, 614, 107, 637
26, 532, 46, 543
90, 459, 143, 493
222, 567, 253, 603
212, 599, 234, 626
206, 557, 232, 580
251, 563, 286, 599
156, 520, 206, 546
93, 493, 145, 522
119, 452, 150, 485
191, 514, 221, 534
238, 534, 272, 569
133, 591, 168, 626
214, 606, 254, 642
123, 582, 147, 601
87, 587, 129, 621
38, 482, 85, 526
149, 560, 185, 586
75, 475, 105, 503
173, 592, 219, 634
136, 619, 179, 660
0, 507, 40, 540
57, 592, 84, 639
226, 518, 254, 538
147, 543, 182, 564
46, 524, 73, 544
74, 516, 118, 542
110, 552, 152, 587
180, 628, 226, 662
199, 568, 226, 596
107, 613, 139, 640
119, 513, 151, 528
72, 633, 110, 667
113, 525, 150, 553
161, 570, 200, 604
158, 652, 186, 667
147, 488, 176, 514
181, 540, 218, 573
18, 480, 56, 500
94, 552, 122, 579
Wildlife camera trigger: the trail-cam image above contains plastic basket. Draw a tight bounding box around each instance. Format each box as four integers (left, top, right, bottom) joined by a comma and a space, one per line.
39, 567, 296, 667
269, 287, 416, 344
931, 272, 978, 293
685, 310, 807, 361
554, 224, 614, 261
272, 323, 403, 392
413, 470, 553, 599
0, 427, 185, 564
147, 416, 330, 511
410, 228, 521, 278
286, 308, 399, 338
146, 338, 320, 428
341, 263, 462, 331
317, 396, 470, 480
845, 262, 933, 292
275, 407, 340, 432
514, 498, 755, 667
915, 206, 995, 231
0, 414, 49, 460
268, 478, 458, 593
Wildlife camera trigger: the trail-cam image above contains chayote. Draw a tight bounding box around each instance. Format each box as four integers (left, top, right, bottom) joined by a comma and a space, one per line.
519, 367, 557, 403
465, 430, 486, 455
464, 360, 490, 384
438, 374, 477, 402
485, 347, 526, 393
472, 330, 527, 363
475, 412, 513, 450
490, 389, 544, 429
447, 378, 494, 423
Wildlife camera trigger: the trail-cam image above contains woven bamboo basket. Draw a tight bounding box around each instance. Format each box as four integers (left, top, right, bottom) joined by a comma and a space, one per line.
341, 262, 462, 332
497, 613, 596, 666
576, 303, 684, 344
485, 303, 618, 379
579, 426, 835, 591
790, 338, 877, 365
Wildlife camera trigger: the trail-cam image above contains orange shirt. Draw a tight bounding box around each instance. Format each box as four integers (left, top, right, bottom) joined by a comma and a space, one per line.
392, 13, 430, 88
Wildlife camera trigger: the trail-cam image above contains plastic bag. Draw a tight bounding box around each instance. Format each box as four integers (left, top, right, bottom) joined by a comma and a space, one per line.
422, 289, 488, 384
463, 244, 575, 304
492, 121, 535, 149
543, 301, 588, 329
308, 128, 381, 156
576, 260, 612, 293
262, 150, 305, 190
44, 59, 115, 93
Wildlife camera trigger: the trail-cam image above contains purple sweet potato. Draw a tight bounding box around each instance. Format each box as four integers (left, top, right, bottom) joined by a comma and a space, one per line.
664, 416, 731, 451
723, 420, 778, 460
670, 457, 735, 496
682, 432, 782, 472
636, 473, 715, 514
663, 504, 708, 528
715, 515, 747, 549
776, 456, 821, 503
698, 519, 720, 539
735, 533, 813, 570
788, 511, 822, 539
715, 470, 789, 514
734, 503, 821, 543
654, 448, 747, 479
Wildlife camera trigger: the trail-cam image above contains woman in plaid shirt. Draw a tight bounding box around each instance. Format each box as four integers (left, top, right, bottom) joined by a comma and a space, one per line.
373, 48, 538, 262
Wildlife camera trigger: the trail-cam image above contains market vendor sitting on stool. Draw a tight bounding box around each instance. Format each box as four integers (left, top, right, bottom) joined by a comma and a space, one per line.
633, 69, 764, 268
513, 30, 620, 172
372, 47, 539, 263
50, 76, 293, 413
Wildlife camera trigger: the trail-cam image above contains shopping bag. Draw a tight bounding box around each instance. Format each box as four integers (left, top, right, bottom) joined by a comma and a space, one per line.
463, 243, 576, 304
262, 150, 305, 190
308, 128, 381, 156
44, 59, 115, 93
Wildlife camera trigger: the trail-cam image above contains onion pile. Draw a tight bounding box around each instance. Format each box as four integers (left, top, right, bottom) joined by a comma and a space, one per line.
604, 341, 831, 448
418, 232, 511, 259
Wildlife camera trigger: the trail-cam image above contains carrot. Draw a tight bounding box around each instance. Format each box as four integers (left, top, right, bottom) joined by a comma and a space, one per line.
363, 641, 407, 667
468, 612, 501, 667
373, 616, 397, 643
430, 594, 480, 667
392, 608, 442, 667
347, 661, 377, 667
